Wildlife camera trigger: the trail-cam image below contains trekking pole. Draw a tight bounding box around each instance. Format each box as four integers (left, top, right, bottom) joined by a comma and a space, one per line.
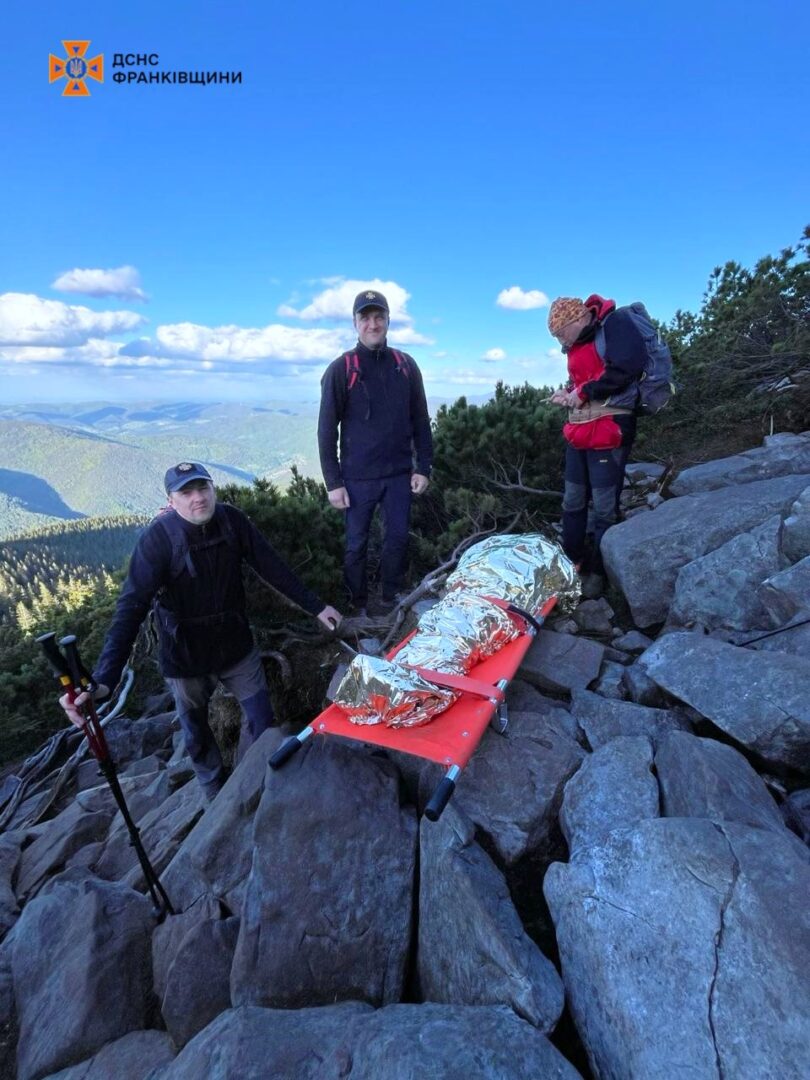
58, 635, 175, 919
36, 632, 174, 918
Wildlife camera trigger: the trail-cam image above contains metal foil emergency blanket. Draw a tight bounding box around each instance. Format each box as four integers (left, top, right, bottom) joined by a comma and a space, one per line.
333, 534, 579, 728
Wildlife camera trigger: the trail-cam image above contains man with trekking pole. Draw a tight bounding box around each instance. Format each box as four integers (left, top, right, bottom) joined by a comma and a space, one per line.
58, 462, 341, 802
318, 289, 433, 617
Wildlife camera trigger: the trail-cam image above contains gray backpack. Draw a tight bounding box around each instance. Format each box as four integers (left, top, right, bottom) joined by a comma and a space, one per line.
595, 302, 675, 415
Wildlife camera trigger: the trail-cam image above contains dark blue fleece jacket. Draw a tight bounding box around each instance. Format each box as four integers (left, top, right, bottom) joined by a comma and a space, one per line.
93, 503, 322, 688
317, 341, 433, 491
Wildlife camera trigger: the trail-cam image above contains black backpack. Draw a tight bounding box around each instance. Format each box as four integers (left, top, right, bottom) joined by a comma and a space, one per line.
595, 302, 675, 415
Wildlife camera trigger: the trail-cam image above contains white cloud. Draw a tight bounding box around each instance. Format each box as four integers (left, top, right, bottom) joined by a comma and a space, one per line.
119, 320, 350, 365
0, 293, 146, 347
496, 286, 550, 311
388, 327, 435, 347
52, 265, 148, 302
482, 347, 506, 362
0, 338, 123, 364
280, 278, 413, 325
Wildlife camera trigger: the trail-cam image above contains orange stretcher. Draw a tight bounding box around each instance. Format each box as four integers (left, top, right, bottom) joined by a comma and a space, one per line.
269, 596, 558, 820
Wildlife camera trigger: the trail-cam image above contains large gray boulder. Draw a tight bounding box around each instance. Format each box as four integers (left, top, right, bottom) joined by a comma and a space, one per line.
782, 788, 810, 844
518, 629, 604, 694
569, 689, 690, 751
91, 772, 180, 881
99, 769, 172, 840
101, 712, 176, 770
747, 618, 810, 659
161, 729, 283, 913
44, 1030, 175, 1079
0, 834, 21, 940
637, 632, 810, 773
434, 708, 585, 866
157, 1003, 372, 1080
572, 598, 614, 635
15, 798, 114, 904
782, 484, 810, 561
121, 781, 203, 892
0, 935, 16, 1077
326, 1004, 583, 1080
655, 730, 787, 834
418, 803, 563, 1031
8, 870, 155, 1080
668, 515, 786, 631
590, 659, 627, 700
230, 738, 416, 1009
669, 432, 810, 495
758, 555, 810, 624
560, 736, 659, 854
601, 472, 810, 626
160, 1002, 582, 1080
544, 818, 810, 1080
152, 894, 238, 1048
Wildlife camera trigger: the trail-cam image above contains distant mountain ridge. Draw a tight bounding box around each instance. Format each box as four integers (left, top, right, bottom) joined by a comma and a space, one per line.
0, 401, 322, 538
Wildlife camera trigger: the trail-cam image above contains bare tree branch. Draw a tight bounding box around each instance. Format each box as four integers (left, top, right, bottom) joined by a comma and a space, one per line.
488, 458, 562, 498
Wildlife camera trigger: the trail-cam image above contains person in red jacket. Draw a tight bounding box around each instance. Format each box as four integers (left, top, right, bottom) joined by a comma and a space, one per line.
548, 295, 646, 594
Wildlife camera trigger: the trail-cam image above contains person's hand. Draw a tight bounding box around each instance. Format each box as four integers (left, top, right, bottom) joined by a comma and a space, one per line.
327, 487, 350, 510
58, 684, 108, 730
553, 389, 583, 408
411, 473, 429, 495
316, 605, 343, 631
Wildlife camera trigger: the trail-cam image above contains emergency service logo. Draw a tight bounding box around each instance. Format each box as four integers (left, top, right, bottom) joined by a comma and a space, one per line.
49, 41, 104, 97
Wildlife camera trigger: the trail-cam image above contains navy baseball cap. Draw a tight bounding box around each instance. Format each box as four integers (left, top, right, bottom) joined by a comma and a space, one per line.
164, 462, 212, 493
353, 289, 389, 316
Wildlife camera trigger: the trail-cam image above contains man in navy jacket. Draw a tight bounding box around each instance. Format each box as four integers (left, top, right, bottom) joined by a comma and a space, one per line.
318, 290, 433, 615
61, 462, 341, 800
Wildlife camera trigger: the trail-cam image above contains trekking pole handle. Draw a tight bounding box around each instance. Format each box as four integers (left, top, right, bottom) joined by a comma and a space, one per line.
36, 632, 72, 686
58, 635, 110, 761
58, 635, 97, 695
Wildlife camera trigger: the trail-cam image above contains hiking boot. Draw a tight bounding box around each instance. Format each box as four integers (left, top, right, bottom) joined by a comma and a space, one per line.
201, 774, 227, 804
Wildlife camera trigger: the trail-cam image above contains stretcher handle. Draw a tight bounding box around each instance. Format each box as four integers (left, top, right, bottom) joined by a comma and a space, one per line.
269, 727, 313, 770
269, 737, 303, 769
424, 765, 461, 822
425, 778, 456, 821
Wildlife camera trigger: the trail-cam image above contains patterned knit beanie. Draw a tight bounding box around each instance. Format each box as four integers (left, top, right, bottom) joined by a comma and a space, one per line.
548, 297, 589, 336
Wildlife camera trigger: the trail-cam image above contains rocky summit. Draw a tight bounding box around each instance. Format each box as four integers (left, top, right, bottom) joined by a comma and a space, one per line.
0, 432, 809, 1079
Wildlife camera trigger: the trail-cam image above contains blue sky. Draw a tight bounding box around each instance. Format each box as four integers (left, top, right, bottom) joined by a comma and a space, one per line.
2, 0, 808, 405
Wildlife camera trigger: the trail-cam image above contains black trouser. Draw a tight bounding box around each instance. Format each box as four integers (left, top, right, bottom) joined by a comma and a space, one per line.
561, 445, 630, 572
343, 474, 412, 606
165, 647, 273, 792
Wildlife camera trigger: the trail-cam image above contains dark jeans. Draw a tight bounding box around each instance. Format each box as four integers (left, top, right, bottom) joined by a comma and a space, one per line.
561, 444, 631, 572
344, 473, 412, 606
165, 646, 274, 791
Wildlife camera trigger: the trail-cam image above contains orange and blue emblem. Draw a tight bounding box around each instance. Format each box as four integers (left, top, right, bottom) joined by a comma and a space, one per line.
49, 41, 104, 97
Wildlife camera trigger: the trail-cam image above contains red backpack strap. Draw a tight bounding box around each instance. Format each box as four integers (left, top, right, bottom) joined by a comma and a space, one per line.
344, 351, 361, 389
390, 349, 411, 378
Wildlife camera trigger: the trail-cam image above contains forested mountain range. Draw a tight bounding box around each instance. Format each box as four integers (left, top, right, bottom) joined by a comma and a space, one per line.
0, 516, 146, 622
0, 401, 321, 538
